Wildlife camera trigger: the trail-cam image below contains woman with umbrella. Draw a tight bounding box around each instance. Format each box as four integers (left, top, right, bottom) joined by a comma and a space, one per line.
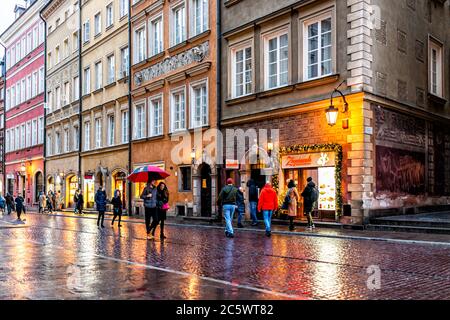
128, 166, 170, 240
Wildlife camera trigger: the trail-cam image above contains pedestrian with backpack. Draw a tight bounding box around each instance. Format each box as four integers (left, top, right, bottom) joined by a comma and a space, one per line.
217, 178, 238, 238
257, 182, 278, 237
301, 177, 319, 230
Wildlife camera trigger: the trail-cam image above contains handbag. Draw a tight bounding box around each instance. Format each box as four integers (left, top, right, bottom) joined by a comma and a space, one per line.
162, 203, 170, 210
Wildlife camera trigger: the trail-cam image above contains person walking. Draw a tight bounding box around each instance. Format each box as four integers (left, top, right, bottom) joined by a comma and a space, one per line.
76, 190, 84, 215
47, 191, 54, 213
111, 189, 123, 228
247, 179, 259, 226
95, 186, 108, 228
236, 187, 246, 228
5, 193, 14, 215
217, 178, 238, 238
257, 182, 278, 237
156, 182, 169, 240
0, 193, 5, 215
140, 180, 158, 240
286, 180, 300, 231
73, 190, 80, 214
38, 192, 47, 213
15, 194, 25, 221
301, 177, 319, 230
57, 191, 63, 211
52, 191, 57, 212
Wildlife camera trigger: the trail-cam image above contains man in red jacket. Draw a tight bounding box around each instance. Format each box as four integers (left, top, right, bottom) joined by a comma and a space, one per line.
257, 182, 278, 237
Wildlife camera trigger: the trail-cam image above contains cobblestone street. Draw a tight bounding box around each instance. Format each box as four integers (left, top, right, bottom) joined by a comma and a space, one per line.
1, 212, 450, 300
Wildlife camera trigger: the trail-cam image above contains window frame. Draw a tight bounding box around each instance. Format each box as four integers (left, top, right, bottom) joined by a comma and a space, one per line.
428, 37, 444, 98
189, 79, 209, 129
148, 94, 164, 137
263, 27, 290, 90
230, 40, 254, 98
170, 86, 187, 133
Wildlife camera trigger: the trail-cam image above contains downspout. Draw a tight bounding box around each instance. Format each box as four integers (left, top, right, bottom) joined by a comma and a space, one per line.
0, 42, 6, 194
78, 0, 83, 192
215, 0, 222, 220
127, 0, 132, 215
39, 10, 47, 194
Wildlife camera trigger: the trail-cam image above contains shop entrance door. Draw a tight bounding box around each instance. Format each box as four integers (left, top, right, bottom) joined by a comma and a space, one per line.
200, 164, 212, 217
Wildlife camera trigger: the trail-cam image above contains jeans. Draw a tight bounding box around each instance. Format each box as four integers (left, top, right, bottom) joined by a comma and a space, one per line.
237, 209, 245, 225
262, 210, 273, 232
306, 211, 314, 227
7, 205, 12, 215
249, 201, 258, 223
222, 204, 235, 235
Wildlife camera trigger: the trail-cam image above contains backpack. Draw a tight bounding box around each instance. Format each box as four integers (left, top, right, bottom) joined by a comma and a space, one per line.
281, 190, 292, 210
310, 187, 319, 203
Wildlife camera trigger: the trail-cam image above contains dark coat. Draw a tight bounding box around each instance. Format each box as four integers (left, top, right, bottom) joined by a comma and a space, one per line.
140, 185, 158, 208
95, 190, 108, 212
217, 185, 238, 206
156, 188, 169, 209
111, 196, 122, 215
5, 194, 14, 206
236, 190, 245, 213
301, 181, 317, 213
15, 196, 24, 211
77, 194, 84, 207
247, 180, 259, 202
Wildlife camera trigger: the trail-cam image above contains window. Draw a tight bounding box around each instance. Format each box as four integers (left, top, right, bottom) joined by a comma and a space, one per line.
48, 52, 52, 69
191, 0, 208, 36
134, 103, 146, 139
84, 67, 91, 94
120, 46, 129, 77
33, 26, 39, 49
95, 61, 103, 90
47, 134, 53, 156
64, 38, 69, 58
5, 89, 10, 110
64, 82, 70, 105
11, 47, 15, 67
32, 119, 37, 146
134, 26, 146, 63
20, 124, 25, 149
73, 76, 79, 101
149, 97, 163, 137
119, 0, 128, 18
6, 50, 10, 70
190, 81, 208, 128
27, 76, 32, 100
73, 31, 79, 51
15, 127, 19, 150
27, 32, 32, 54
11, 86, 15, 108
21, 79, 26, 102
94, 13, 102, 36
172, 3, 186, 46
55, 132, 61, 154
179, 167, 192, 191
47, 91, 53, 112
304, 14, 332, 80
170, 89, 186, 132
26, 121, 31, 148
21, 37, 26, 59
55, 86, 61, 109
265, 31, 289, 89
232, 46, 252, 98
74, 126, 79, 151
121, 110, 129, 143
83, 20, 90, 43
106, 3, 114, 28
150, 16, 163, 56
32, 71, 38, 97
16, 43, 20, 63
429, 39, 443, 97
64, 129, 70, 152
107, 115, 115, 146
16, 82, 21, 105
84, 122, 91, 151
39, 22, 45, 44
38, 117, 44, 144
39, 67, 45, 93
95, 118, 102, 148
107, 55, 115, 84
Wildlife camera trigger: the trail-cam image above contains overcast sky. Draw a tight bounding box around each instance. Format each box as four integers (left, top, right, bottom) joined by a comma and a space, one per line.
0, 0, 25, 56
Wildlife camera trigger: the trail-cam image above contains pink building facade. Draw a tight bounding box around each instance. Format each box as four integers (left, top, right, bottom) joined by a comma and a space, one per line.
1, 0, 47, 205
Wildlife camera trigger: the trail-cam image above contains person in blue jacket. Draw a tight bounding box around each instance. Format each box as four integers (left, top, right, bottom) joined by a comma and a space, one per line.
95, 186, 108, 228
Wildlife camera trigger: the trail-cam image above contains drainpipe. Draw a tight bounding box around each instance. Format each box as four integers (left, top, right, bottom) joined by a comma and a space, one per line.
78, 0, 83, 193
39, 10, 47, 194
127, 0, 132, 215
0, 42, 6, 195
215, 0, 222, 220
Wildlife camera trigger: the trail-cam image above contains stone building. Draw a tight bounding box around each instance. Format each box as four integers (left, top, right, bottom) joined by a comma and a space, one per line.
0, 66, 5, 195
80, 0, 130, 209
42, 0, 81, 209
220, 0, 450, 225
130, 0, 218, 217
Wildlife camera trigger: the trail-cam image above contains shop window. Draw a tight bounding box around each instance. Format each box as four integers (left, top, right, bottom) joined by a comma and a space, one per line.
179, 166, 192, 191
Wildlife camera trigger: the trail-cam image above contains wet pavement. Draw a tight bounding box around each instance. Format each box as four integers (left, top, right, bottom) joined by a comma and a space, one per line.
1, 212, 450, 300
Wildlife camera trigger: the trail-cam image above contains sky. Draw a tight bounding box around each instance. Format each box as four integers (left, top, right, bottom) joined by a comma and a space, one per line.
0, 0, 24, 55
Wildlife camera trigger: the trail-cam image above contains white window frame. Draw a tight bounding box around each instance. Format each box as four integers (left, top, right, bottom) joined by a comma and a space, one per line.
263, 27, 289, 90
149, 14, 164, 57
107, 114, 115, 146
83, 20, 90, 43
38, 117, 44, 144
170, 1, 186, 46
120, 46, 129, 77
429, 37, 444, 98
107, 54, 115, 84
106, 3, 114, 28
190, 79, 209, 129
302, 11, 334, 81
84, 67, 91, 95
231, 42, 253, 98
94, 12, 102, 36
190, 0, 208, 37
64, 128, 70, 153
134, 101, 146, 139
170, 86, 186, 133
148, 95, 163, 137
120, 0, 129, 18
121, 109, 129, 143
95, 118, 102, 148
84, 121, 91, 151
95, 61, 103, 90
134, 24, 147, 64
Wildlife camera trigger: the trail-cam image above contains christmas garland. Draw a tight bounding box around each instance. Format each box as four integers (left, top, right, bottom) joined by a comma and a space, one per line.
273, 143, 344, 217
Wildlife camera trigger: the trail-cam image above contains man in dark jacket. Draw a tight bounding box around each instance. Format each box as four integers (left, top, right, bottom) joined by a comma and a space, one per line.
95, 186, 108, 228
5, 193, 14, 215
217, 178, 238, 238
247, 179, 259, 226
14, 194, 25, 221
140, 180, 158, 239
301, 177, 318, 230
76, 191, 84, 215
236, 187, 245, 228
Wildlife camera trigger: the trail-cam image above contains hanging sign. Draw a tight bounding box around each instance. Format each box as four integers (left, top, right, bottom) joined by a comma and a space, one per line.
225, 159, 239, 169
281, 152, 335, 169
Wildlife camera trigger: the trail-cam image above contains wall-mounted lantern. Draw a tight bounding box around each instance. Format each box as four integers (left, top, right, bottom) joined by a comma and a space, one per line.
326, 81, 349, 127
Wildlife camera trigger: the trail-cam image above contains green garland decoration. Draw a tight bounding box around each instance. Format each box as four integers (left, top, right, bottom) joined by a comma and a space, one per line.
273, 143, 344, 218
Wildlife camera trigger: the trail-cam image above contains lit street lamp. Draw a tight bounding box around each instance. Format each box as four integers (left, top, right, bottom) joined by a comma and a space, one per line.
326, 81, 349, 127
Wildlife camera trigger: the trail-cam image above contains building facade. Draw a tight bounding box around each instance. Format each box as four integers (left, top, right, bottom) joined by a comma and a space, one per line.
130, 0, 218, 217
0, 64, 5, 195
42, 0, 81, 209
80, 0, 130, 209
220, 0, 450, 225
1, 0, 46, 206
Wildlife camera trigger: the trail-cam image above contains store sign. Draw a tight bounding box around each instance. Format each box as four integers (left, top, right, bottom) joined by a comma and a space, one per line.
226, 159, 239, 169
84, 174, 94, 180
281, 152, 335, 169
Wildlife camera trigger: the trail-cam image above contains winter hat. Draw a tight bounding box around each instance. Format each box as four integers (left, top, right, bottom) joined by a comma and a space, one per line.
226, 178, 234, 185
